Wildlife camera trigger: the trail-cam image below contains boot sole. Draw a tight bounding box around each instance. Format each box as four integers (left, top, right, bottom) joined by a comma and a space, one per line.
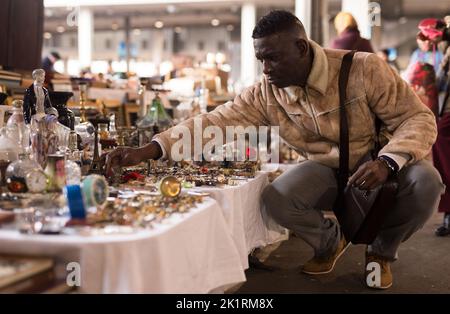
302, 242, 351, 275
367, 281, 393, 290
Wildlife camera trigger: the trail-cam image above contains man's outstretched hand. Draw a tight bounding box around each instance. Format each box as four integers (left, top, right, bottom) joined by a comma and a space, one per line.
101, 142, 163, 176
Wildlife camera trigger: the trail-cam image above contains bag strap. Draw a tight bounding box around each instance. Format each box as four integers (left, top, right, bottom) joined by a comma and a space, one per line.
337, 51, 356, 203
335, 51, 383, 213
373, 116, 382, 155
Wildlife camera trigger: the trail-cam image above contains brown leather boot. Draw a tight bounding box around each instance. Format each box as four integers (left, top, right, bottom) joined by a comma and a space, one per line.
365, 253, 393, 289
302, 234, 350, 275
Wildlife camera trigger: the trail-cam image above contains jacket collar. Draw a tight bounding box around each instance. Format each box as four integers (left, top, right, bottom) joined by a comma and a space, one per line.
307, 40, 329, 95
283, 40, 329, 103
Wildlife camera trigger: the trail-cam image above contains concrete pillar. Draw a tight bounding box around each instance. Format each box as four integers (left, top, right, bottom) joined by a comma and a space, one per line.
240, 2, 256, 87
295, 0, 312, 38
321, 0, 330, 47
163, 28, 174, 59
125, 16, 131, 72
342, 0, 371, 39
152, 30, 164, 73
78, 7, 93, 69
371, 24, 382, 51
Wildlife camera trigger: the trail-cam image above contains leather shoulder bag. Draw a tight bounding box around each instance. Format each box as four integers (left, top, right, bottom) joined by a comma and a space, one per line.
333, 51, 399, 245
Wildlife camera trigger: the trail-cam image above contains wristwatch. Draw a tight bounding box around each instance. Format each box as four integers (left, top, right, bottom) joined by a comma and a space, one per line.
377, 155, 399, 176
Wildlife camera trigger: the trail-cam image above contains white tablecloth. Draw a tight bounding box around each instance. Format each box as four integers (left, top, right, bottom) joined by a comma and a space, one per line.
193, 172, 288, 269
0, 198, 245, 293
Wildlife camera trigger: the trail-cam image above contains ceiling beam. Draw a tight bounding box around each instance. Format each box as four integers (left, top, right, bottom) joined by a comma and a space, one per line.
44, 0, 293, 8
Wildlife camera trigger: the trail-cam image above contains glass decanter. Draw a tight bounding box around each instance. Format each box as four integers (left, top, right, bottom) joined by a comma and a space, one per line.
136, 92, 173, 146
30, 115, 59, 168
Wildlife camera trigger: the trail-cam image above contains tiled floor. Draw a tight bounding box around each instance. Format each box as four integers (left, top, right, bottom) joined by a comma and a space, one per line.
237, 212, 450, 293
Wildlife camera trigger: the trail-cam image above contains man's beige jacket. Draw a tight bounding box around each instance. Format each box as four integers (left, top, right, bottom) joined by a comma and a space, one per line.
154, 41, 437, 170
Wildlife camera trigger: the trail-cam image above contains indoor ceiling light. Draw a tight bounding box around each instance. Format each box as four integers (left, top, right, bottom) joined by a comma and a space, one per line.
166, 4, 176, 14
226, 24, 234, 32
211, 19, 220, 27
174, 26, 183, 33
44, 32, 52, 39
133, 28, 141, 35
155, 21, 164, 29
56, 26, 65, 33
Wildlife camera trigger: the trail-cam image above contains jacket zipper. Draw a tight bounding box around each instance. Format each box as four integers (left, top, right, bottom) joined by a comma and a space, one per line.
304, 88, 321, 136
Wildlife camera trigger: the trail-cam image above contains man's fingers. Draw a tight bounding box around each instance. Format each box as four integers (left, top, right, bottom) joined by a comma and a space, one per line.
355, 169, 373, 186
348, 166, 367, 186
360, 176, 378, 190
105, 150, 120, 176
348, 161, 389, 190
99, 153, 108, 169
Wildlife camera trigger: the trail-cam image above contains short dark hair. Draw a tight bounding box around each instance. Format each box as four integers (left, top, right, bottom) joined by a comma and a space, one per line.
50, 51, 61, 60
252, 10, 304, 39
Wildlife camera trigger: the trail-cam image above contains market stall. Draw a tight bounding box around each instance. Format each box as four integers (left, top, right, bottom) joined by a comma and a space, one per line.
0, 197, 245, 293
0, 67, 287, 293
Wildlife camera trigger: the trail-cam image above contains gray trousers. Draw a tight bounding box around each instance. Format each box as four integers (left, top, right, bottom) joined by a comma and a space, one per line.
262, 160, 444, 260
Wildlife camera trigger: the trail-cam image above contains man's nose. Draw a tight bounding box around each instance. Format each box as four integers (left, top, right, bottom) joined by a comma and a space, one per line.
262, 60, 271, 75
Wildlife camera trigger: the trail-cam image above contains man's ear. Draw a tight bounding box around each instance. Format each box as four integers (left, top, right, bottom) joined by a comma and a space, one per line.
295, 39, 308, 57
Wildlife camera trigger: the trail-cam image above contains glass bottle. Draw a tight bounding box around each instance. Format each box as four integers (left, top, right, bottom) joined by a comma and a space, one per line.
0, 127, 19, 162
79, 82, 88, 123
45, 154, 66, 192
137, 77, 149, 118
0, 127, 19, 190
136, 92, 173, 146
6, 100, 30, 153
5, 153, 41, 193
65, 154, 82, 185
68, 129, 81, 165
65, 129, 82, 184
68, 130, 79, 153
98, 123, 109, 140
109, 114, 118, 139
